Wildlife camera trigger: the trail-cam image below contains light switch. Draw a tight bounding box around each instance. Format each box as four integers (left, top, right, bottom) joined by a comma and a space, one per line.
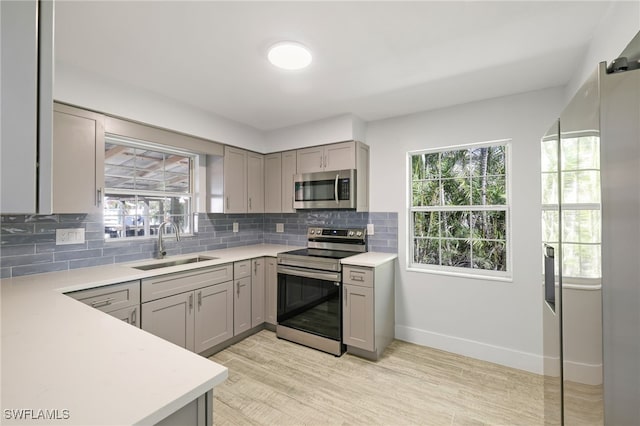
56, 228, 85, 245
367, 223, 375, 235
276, 223, 284, 233
233, 222, 239, 233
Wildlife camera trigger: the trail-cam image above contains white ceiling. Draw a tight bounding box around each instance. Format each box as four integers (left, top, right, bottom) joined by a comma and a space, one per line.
55, 1, 614, 132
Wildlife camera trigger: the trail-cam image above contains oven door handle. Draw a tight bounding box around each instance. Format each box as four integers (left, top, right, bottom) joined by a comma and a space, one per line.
277, 265, 341, 283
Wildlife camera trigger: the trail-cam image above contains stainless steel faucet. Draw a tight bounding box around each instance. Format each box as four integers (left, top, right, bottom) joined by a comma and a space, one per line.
157, 221, 180, 259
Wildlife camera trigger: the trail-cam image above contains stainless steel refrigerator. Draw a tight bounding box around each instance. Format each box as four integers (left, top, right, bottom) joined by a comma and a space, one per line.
542, 32, 640, 426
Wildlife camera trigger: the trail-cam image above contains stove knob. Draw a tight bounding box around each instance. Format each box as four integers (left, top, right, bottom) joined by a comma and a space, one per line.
349, 231, 354, 236
310, 229, 315, 235
356, 231, 363, 237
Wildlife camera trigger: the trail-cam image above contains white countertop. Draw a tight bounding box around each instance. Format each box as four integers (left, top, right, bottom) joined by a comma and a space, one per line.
0, 244, 290, 425
341, 251, 398, 267
1, 243, 396, 424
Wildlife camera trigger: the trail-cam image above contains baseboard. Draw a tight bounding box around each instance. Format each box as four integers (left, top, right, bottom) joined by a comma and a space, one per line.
563, 359, 603, 385
395, 325, 543, 374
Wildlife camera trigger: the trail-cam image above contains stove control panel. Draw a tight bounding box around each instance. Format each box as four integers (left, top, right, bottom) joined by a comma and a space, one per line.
306, 227, 366, 241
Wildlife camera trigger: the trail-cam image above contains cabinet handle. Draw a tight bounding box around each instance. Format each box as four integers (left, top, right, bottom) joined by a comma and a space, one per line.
96, 188, 103, 207
351, 275, 364, 282
131, 307, 137, 326
237, 281, 240, 296
249, 197, 252, 210
324, 155, 327, 168
189, 293, 193, 311
320, 155, 323, 168
226, 196, 229, 210
254, 261, 258, 274
198, 291, 202, 308
344, 287, 348, 306
91, 297, 114, 308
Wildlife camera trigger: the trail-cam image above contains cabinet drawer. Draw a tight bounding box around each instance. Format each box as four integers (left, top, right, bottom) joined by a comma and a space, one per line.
142, 264, 233, 302
234, 260, 251, 279
67, 280, 140, 313
343, 266, 373, 287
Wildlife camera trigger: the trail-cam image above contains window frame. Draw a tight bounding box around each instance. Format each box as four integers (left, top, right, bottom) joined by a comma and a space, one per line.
103, 134, 197, 242
407, 139, 513, 280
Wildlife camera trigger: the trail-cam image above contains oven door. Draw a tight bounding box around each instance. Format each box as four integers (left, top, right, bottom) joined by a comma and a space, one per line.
276, 265, 344, 354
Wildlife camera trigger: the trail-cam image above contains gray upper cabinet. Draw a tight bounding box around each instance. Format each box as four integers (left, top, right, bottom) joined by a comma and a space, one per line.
247, 152, 264, 213
281, 150, 297, 213
264, 153, 282, 213
296, 141, 356, 174
52, 103, 105, 214
223, 146, 247, 213
221, 146, 265, 214
1, 0, 54, 214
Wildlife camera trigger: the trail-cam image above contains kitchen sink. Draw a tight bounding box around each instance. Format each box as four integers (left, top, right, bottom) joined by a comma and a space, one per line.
132, 256, 218, 271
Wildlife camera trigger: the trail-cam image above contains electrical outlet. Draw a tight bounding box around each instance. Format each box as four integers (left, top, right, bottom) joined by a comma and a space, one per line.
367, 223, 375, 235
233, 222, 239, 233
276, 223, 284, 233
56, 228, 85, 245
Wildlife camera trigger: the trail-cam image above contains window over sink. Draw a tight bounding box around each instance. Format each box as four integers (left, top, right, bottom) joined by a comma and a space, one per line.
103, 135, 195, 240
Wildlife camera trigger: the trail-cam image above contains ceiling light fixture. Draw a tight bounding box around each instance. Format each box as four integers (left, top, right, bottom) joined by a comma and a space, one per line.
268, 42, 312, 70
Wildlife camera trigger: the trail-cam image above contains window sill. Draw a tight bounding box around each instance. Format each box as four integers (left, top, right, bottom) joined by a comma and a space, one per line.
406, 266, 513, 283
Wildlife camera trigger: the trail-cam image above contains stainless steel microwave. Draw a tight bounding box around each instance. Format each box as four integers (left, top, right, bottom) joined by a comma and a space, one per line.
293, 169, 356, 209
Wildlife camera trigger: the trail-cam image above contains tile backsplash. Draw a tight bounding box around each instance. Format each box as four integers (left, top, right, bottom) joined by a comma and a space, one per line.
1, 211, 397, 278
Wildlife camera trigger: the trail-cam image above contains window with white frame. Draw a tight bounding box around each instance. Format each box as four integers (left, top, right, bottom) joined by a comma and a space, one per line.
103, 136, 195, 240
541, 132, 601, 280
409, 141, 510, 275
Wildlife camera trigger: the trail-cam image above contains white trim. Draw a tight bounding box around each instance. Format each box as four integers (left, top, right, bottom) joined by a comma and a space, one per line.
406, 266, 512, 282
395, 325, 542, 374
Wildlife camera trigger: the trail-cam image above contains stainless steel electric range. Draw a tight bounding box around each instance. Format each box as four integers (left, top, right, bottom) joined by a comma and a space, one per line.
276, 227, 366, 356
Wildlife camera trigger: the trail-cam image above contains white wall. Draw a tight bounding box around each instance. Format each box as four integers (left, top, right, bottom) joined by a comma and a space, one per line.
565, 1, 640, 104
54, 62, 265, 152
264, 114, 365, 152
366, 87, 565, 373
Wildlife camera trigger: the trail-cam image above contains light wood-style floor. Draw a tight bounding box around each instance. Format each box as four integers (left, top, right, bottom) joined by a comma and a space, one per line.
209, 330, 543, 425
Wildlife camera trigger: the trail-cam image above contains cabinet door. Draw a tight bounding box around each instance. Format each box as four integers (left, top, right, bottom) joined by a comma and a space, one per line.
264, 153, 282, 213
247, 152, 264, 213
194, 281, 233, 353
251, 258, 265, 327
223, 146, 247, 213
281, 151, 297, 213
233, 276, 252, 335
142, 292, 195, 351
265, 257, 278, 325
296, 146, 324, 174
109, 305, 140, 328
52, 103, 105, 214
343, 284, 375, 352
324, 141, 356, 171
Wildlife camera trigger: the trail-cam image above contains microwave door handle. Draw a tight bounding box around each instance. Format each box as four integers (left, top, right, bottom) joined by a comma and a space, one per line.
335, 174, 339, 204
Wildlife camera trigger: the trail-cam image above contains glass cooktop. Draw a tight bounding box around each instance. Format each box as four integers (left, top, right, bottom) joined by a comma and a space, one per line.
282, 248, 358, 260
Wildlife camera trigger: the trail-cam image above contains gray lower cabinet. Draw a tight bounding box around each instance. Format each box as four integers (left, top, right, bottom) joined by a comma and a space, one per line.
194, 281, 233, 353
141, 265, 235, 354
233, 276, 251, 335
265, 257, 277, 325
342, 261, 395, 360
251, 257, 265, 327
343, 284, 375, 351
142, 291, 195, 350
66, 280, 140, 328
109, 304, 140, 328
156, 391, 212, 426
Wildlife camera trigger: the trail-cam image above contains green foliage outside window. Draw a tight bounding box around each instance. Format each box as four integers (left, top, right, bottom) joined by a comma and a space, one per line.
410, 144, 509, 272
